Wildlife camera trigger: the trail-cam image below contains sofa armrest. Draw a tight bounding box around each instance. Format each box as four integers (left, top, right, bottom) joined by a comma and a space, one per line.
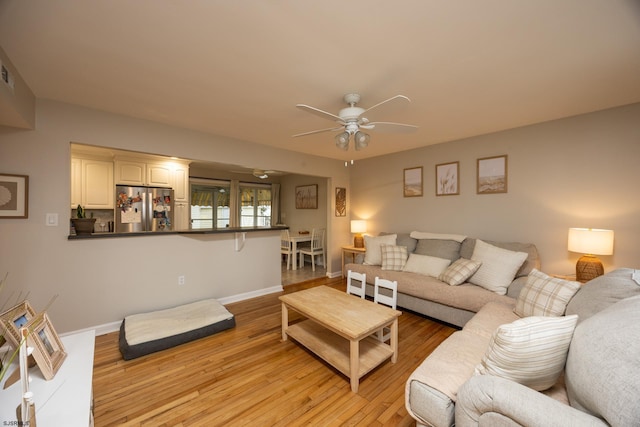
456, 376, 608, 427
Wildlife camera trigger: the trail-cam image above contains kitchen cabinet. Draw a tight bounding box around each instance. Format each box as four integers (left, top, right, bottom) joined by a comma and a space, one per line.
71, 157, 114, 209
146, 162, 172, 187
172, 162, 189, 202
114, 160, 146, 186
174, 201, 190, 230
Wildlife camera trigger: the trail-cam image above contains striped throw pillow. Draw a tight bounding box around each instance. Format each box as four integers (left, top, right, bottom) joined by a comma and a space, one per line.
475, 314, 578, 391
380, 244, 408, 271
515, 269, 581, 317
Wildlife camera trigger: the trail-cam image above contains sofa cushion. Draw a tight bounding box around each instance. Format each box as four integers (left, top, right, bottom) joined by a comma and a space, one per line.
363, 234, 396, 265
460, 238, 540, 278
414, 238, 462, 262
475, 314, 578, 391
566, 268, 640, 322
463, 301, 520, 339
380, 244, 408, 271
515, 269, 581, 317
469, 240, 528, 295
566, 294, 640, 426
403, 253, 450, 278
380, 232, 418, 253
438, 258, 482, 286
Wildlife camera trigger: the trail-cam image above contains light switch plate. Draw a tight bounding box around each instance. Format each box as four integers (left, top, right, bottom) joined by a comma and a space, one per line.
46, 213, 58, 226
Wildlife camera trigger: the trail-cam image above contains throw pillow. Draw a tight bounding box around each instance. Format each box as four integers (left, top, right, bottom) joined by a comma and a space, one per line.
414, 239, 462, 262
403, 253, 451, 278
475, 314, 578, 391
515, 269, 582, 317
469, 239, 528, 295
363, 234, 397, 265
438, 258, 482, 286
380, 244, 408, 271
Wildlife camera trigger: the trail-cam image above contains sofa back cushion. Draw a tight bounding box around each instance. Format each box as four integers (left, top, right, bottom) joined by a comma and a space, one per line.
566, 294, 640, 426
414, 239, 462, 262
380, 232, 417, 253
460, 238, 540, 278
566, 268, 640, 322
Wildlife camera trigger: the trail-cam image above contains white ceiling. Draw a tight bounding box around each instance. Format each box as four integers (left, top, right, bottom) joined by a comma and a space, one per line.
1, 0, 639, 161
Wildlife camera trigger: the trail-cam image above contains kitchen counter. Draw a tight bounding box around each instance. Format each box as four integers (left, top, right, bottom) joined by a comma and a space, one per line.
68, 225, 288, 239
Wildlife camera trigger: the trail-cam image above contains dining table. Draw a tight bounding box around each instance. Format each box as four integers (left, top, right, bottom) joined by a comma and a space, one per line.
289, 233, 312, 270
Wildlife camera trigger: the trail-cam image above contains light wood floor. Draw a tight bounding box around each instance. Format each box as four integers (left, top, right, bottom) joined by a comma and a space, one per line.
92, 277, 456, 426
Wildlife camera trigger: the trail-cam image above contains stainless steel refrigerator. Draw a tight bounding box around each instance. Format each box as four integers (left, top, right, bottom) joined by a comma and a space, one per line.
115, 185, 174, 233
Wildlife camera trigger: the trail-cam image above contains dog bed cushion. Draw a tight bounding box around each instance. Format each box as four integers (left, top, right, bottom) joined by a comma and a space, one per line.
119, 298, 235, 360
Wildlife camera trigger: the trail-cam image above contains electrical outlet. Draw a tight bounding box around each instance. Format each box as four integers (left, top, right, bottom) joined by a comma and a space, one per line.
178, 275, 185, 285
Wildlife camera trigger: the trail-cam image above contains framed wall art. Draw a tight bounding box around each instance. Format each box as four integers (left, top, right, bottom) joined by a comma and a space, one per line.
403, 167, 423, 197
477, 155, 508, 194
335, 187, 346, 216
295, 184, 318, 209
25, 312, 67, 380
436, 161, 460, 196
0, 173, 29, 218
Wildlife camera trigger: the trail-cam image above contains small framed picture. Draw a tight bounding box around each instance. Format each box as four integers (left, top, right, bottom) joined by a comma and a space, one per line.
295, 184, 318, 209
25, 312, 67, 380
0, 300, 37, 349
335, 187, 346, 217
0, 173, 29, 218
436, 162, 460, 196
477, 155, 508, 194
403, 167, 423, 197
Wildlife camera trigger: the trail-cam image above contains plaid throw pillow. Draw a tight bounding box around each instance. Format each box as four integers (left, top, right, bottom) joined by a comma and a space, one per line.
438, 258, 482, 286
515, 269, 581, 317
380, 244, 408, 271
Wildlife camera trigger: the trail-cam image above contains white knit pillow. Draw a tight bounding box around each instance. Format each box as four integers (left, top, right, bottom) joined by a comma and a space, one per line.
403, 254, 451, 277
475, 314, 578, 391
363, 234, 397, 265
380, 244, 408, 271
469, 239, 528, 295
515, 269, 582, 317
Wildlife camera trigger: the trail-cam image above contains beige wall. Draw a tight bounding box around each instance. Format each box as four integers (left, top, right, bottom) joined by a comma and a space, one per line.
0, 100, 349, 333
350, 103, 640, 275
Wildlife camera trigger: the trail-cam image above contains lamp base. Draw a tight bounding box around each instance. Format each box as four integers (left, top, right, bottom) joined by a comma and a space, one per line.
575, 255, 604, 283
354, 234, 364, 248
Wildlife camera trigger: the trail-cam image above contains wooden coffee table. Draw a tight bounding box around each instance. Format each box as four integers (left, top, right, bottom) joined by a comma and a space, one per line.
280, 285, 401, 392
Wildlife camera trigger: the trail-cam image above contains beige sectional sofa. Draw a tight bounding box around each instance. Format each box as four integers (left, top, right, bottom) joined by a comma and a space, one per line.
407, 268, 640, 427
344, 232, 540, 327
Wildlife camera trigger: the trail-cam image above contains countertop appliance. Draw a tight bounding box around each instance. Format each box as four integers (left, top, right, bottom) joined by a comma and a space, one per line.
115, 185, 174, 233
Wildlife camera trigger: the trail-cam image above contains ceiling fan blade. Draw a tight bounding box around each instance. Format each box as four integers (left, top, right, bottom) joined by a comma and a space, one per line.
296, 104, 343, 122
367, 121, 419, 133
362, 95, 411, 115
292, 126, 344, 137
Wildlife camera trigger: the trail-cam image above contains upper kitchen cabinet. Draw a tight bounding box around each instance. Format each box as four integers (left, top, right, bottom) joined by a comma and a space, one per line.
115, 158, 189, 199
71, 156, 114, 209
114, 160, 146, 186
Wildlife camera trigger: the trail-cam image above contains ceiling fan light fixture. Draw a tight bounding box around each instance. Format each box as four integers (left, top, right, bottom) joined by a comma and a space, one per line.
354, 131, 370, 151
335, 131, 350, 150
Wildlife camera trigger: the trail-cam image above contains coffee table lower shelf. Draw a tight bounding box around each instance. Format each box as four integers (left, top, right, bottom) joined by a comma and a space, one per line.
286, 319, 394, 386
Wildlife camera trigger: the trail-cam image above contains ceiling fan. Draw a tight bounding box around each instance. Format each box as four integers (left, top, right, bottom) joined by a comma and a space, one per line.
293, 93, 418, 151
231, 168, 278, 179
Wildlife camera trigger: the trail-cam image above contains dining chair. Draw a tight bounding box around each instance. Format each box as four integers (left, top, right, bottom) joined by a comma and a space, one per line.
299, 228, 325, 271
346, 270, 366, 299
373, 276, 398, 343
280, 229, 299, 270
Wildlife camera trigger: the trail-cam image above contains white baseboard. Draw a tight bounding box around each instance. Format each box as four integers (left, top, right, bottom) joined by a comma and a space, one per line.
66, 285, 285, 337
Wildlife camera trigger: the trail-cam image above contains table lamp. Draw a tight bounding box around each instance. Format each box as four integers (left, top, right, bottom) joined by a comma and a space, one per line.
568, 228, 614, 282
351, 220, 367, 248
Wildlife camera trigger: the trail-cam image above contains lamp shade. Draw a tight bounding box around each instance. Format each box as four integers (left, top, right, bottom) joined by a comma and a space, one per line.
568, 228, 614, 255
350, 220, 367, 234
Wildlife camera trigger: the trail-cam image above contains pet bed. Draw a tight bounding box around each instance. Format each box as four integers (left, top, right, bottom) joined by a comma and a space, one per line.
119, 298, 235, 360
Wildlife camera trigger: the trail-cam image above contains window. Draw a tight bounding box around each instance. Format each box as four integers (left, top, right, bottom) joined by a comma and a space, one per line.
240, 184, 271, 227
190, 180, 272, 229
190, 182, 230, 229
